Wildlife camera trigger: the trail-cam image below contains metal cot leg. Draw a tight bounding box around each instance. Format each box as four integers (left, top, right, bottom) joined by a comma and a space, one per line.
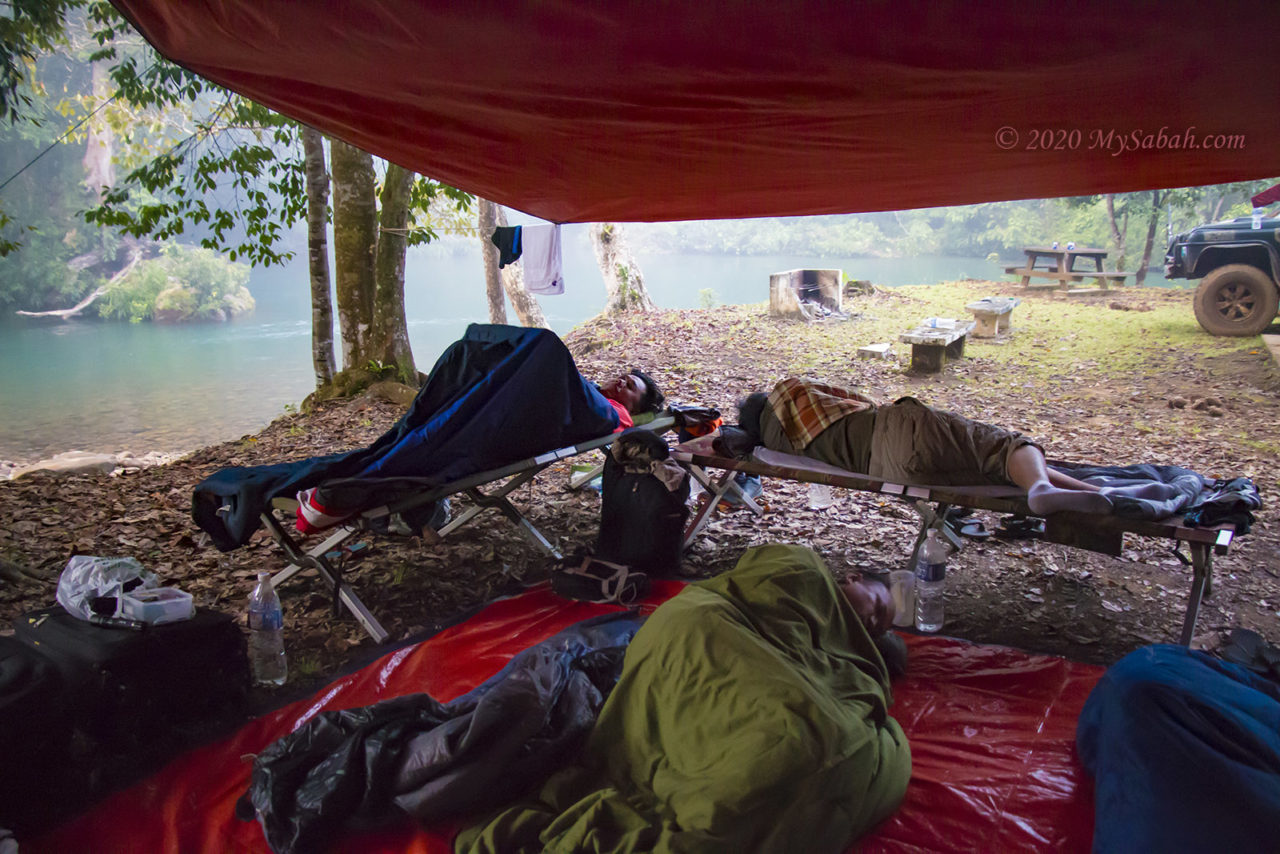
1178, 542, 1213, 647
682, 467, 738, 548
260, 512, 391, 644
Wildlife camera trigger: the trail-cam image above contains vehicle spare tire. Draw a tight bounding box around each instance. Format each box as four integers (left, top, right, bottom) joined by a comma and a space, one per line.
1192, 264, 1279, 337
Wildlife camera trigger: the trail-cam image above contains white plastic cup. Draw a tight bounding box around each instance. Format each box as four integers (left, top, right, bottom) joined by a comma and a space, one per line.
807, 483, 835, 509
889, 570, 916, 627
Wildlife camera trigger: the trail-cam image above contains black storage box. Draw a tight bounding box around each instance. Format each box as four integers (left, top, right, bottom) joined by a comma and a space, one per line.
0, 634, 77, 832
13, 606, 251, 749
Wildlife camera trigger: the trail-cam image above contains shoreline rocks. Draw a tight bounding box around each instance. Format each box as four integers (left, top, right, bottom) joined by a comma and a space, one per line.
1, 449, 183, 481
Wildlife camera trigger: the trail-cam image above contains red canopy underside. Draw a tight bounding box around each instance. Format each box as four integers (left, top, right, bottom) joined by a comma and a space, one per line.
110, 1, 1280, 222
31, 581, 1100, 853
1254, 184, 1280, 208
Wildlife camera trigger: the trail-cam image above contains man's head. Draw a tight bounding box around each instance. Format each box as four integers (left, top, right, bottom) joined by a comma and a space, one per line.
838, 571, 895, 636
600, 369, 665, 415
736, 391, 769, 445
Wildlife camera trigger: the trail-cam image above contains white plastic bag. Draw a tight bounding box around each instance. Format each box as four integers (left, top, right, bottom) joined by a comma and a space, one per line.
55, 555, 159, 621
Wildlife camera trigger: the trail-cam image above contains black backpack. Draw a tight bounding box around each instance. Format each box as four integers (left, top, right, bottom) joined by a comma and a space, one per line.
596, 428, 690, 577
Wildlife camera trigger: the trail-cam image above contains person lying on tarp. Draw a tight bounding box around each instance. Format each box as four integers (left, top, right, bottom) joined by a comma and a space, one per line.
238, 545, 907, 853
192, 324, 665, 551
1076, 641, 1280, 854
733, 377, 1183, 517
457, 543, 912, 854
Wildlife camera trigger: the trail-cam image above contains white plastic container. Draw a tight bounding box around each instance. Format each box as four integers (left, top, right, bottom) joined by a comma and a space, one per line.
120, 586, 194, 625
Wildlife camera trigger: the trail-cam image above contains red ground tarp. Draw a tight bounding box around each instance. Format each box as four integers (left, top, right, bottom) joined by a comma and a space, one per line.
109, 1, 1280, 223
30, 581, 1100, 853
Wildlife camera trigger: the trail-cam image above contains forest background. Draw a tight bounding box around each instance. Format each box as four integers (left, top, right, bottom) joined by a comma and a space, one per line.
1, 2, 1275, 385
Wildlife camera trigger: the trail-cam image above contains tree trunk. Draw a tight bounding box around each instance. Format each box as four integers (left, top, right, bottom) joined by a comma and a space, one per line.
370, 162, 417, 382
1210, 194, 1227, 221
301, 127, 335, 388
591, 222, 655, 314
477, 198, 509, 324
1135, 190, 1163, 286
81, 62, 115, 199
1104, 194, 1128, 271
15, 244, 142, 318
330, 139, 378, 370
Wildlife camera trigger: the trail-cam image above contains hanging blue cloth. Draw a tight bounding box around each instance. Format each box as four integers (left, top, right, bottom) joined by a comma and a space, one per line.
490, 225, 522, 267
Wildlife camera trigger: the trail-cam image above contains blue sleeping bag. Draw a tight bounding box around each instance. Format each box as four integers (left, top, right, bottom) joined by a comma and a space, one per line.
1076, 644, 1280, 854
192, 324, 619, 550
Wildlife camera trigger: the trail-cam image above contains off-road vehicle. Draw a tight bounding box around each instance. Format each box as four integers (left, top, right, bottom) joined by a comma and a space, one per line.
1164, 210, 1280, 336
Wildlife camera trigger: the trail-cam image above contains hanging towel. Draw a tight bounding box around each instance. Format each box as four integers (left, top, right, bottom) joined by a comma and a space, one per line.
490, 225, 522, 268
523, 224, 564, 294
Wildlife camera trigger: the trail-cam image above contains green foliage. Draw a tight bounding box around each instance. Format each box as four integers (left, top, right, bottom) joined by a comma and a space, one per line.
97, 243, 252, 322
698, 288, 718, 308
0, 0, 79, 124
629, 180, 1280, 262
98, 259, 163, 321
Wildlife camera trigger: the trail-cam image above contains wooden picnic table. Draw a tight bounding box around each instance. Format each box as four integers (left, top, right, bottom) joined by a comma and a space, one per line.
1005, 245, 1131, 293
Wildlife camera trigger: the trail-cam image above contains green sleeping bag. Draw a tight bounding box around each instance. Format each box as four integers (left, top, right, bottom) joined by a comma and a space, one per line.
457, 544, 911, 854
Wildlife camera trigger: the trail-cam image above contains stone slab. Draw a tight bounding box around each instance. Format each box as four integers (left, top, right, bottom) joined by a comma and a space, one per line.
857, 342, 893, 359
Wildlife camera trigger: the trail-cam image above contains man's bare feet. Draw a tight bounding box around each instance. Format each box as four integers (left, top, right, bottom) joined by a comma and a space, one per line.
1027, 483, 1114, 516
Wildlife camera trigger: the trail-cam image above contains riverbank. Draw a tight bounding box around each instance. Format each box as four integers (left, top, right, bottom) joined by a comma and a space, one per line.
0, 449, 182, 481
2, 280, 1276, 803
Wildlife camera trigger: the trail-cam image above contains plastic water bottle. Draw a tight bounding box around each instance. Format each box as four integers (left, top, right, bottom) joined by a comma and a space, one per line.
914, 530, 948, 633
1252, 208, 1263, 229
247, 572, 287, 686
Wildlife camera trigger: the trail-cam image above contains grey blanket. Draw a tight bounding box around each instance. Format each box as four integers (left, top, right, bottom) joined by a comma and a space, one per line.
1053, 462, 1261, 530
236, 612, 643, 854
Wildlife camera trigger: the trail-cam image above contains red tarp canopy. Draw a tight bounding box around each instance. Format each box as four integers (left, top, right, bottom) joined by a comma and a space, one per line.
1254, 184, 1280, 208
110, 1, 1280, 223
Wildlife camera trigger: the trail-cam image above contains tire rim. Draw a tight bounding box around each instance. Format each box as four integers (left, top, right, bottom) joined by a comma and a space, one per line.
1215, 282, 1257, 322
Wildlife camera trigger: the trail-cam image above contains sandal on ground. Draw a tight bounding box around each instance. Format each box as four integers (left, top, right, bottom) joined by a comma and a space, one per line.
994, 515, 1045, 540
957, 521, 992, 541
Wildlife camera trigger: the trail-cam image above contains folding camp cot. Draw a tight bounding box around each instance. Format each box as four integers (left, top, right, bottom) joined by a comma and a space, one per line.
673, 436, 1237, 646
262, 414, 675, 643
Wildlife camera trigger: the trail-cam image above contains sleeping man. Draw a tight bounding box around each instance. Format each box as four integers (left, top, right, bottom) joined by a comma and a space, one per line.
458, 543, 912, 853
193, 324, 665, 550
737, 377, 1131, 517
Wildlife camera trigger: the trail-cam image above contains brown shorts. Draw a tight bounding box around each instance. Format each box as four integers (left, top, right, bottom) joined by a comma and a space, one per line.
867, 397, 1040, 486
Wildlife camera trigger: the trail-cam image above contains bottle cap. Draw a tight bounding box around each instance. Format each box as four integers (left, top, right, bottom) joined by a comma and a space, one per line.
257, 571, 271, 581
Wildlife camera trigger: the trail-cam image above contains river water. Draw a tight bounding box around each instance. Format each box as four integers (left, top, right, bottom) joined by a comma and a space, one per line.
0, 228, 1174, 462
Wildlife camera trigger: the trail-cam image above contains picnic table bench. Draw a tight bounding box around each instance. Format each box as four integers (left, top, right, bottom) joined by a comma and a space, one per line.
965, 296, 1020, 337
1005, 246, 1132, 294
899, 320, 975, 372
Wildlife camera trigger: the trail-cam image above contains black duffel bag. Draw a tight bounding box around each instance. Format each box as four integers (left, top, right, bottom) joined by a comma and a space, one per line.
596, 428, 689, 577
